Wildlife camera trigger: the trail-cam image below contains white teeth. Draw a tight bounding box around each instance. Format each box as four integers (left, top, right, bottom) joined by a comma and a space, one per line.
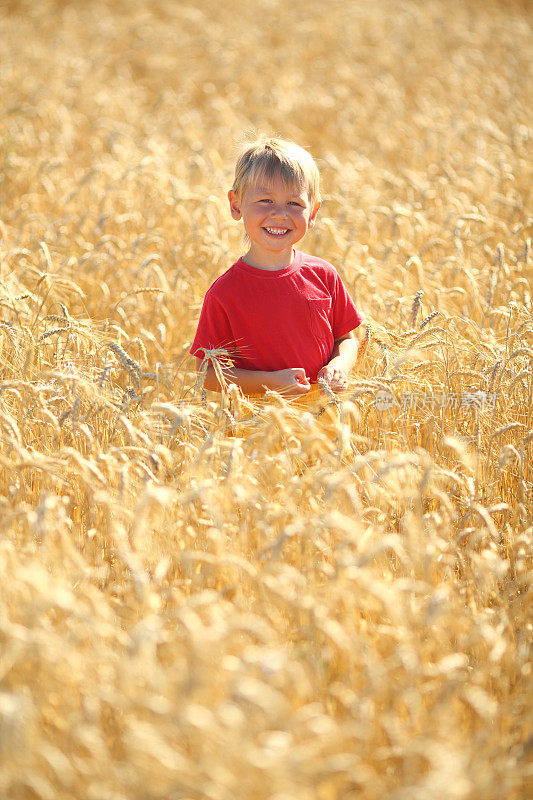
265, 227, 288, 235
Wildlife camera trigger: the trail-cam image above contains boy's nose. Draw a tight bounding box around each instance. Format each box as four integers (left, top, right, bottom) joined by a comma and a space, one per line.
270, 204, 288, 218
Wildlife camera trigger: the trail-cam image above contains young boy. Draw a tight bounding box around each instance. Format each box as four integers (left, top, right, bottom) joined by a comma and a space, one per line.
191, 136, 362, 398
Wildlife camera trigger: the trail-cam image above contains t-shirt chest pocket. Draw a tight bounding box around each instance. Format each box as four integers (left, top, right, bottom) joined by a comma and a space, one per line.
307, 297, 332, 337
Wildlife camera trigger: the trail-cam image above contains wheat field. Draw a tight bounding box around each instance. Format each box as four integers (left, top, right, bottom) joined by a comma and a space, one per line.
1, 0, 532, 798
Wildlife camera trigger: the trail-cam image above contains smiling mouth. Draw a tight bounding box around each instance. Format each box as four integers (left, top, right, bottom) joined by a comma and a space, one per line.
264, 227, 290, 236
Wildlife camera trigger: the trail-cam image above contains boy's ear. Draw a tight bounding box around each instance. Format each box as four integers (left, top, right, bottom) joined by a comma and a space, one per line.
228, 190, 242, 220
307, 201, 321, 229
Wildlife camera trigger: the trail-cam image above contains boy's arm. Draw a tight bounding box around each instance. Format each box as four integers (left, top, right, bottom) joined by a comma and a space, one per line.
196, 358, 311, 397
317, 331, 358, 390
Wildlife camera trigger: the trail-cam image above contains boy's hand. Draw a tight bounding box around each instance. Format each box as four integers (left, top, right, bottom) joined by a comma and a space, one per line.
317, 365, 348, 392
270, 368, 311, 396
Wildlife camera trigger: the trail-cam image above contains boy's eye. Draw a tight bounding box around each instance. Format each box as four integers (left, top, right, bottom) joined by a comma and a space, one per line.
289, 201, 303, 207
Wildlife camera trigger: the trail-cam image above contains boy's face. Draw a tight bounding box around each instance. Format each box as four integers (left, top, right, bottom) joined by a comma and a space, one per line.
228, 174, 320, 268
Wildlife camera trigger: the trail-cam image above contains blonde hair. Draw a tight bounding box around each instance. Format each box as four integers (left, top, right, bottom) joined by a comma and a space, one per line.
231, 135, 321, 207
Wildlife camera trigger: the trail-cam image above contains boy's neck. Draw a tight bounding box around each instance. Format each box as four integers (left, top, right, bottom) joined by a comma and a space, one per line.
241, 246, 296, 271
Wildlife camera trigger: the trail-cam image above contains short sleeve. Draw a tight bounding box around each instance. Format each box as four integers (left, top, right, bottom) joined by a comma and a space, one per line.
190, 290, 235, 361
331, 272, 362, 338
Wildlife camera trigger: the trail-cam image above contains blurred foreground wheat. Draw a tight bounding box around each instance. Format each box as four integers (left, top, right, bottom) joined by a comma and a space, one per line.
0, 1, 532, 798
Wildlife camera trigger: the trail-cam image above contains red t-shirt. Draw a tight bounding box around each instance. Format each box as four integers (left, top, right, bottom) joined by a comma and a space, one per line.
190, 250, 362, 382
